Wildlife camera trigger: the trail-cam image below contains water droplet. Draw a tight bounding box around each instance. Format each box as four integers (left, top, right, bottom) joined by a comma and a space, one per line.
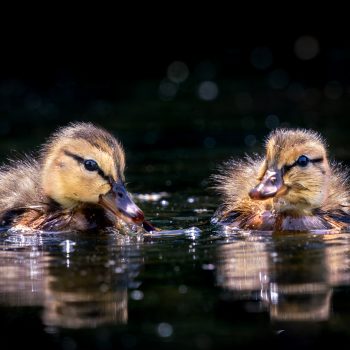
115, 267, 124, 274
59, 240, 76, 254
211, 217, 219, 224
135, 192, 169, 202
185, 226, 201, 233
184, 226, 202, 239
202, 263, 215, 270
194, 208, 208, 213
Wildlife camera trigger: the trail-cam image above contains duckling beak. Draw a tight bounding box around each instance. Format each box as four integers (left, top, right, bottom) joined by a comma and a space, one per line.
249, 168, 285, 200
98, 182, 145, 225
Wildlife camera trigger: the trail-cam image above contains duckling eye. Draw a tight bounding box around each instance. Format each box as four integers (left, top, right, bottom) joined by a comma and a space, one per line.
84, 159, 99, 171
296, 155, 309, 167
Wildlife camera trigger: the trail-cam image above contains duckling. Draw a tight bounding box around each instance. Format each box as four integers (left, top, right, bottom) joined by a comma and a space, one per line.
212, 128, 350, 231
0, 122, 155, 233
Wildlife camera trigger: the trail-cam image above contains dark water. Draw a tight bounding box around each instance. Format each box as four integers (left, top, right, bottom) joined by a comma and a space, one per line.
1, 149, 350, 350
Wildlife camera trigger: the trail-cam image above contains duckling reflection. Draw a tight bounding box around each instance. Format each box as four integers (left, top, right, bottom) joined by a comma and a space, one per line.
0, 234, 143, 328
215, 232, 350, 322
0, 245, 46, 306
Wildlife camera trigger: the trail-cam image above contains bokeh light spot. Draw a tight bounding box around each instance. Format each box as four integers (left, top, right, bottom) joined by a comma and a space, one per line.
157, 323, 173, 337
159, 80, 178, 101
197, 81, 219, 101
294, 36, 319, 60
167, 61, 189, 84
130, 290, 144, 301
244, 134, 257, 147
265, 114, 280, 129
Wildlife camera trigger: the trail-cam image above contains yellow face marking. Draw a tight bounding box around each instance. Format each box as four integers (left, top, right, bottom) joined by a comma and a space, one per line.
42, 138, 126, 208
262, 129, 330, 213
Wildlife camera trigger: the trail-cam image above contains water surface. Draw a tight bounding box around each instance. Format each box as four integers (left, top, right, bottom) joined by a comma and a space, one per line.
1, 147, 350, 349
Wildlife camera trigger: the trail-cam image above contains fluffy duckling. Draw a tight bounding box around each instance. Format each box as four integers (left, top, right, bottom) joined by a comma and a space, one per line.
213, 128, 350, 231
0, 122, 155, 233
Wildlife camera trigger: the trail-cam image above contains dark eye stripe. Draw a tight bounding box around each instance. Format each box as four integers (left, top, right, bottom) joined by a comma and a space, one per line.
64, 150, 84, 163
310, 157, 323, 164
97, 169, 111, 182
282, 157, 324, 175
64, 150, 110, 182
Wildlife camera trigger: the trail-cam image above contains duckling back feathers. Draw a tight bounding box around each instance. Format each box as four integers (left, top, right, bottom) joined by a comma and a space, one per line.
0, 157, 43, 223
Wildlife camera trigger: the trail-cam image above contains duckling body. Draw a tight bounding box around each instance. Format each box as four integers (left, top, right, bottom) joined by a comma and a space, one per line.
0, 122, 151, 232
213, 129, 350, 231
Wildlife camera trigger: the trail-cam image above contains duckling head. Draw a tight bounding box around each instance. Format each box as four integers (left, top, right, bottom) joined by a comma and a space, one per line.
249, 129, 330, 215
40, 122, 144, 225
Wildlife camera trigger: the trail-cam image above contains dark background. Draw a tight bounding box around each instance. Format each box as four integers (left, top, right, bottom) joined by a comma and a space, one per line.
1, 26, 350, 191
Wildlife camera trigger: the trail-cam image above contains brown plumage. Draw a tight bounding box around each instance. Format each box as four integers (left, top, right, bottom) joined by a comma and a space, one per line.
0, 122, 155, 233
212, 128, 350, 231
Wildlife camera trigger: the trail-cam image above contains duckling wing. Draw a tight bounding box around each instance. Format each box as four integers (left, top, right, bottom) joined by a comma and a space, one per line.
38, 211, 74, 231
0, 155, 44, 223
327, 211, 350, 224
211, 206, 241, 224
